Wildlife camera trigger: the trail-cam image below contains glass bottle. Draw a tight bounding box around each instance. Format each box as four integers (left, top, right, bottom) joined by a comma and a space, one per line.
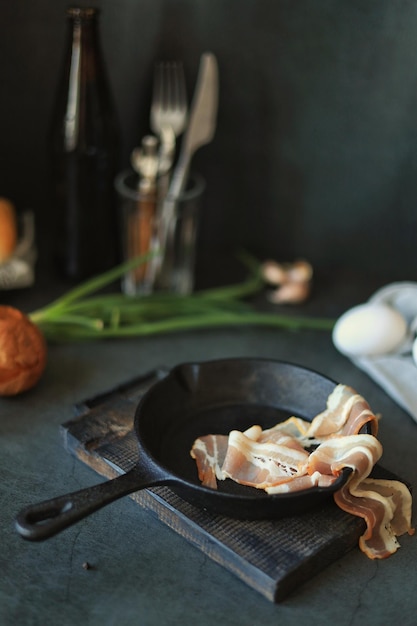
49, 7, 120, 280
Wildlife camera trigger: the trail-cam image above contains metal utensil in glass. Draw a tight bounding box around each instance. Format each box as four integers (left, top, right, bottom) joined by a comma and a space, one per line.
150, 61, 188, 177
156, 52, 219, 291
126, 135, 158, 292
147, 62, 189, 284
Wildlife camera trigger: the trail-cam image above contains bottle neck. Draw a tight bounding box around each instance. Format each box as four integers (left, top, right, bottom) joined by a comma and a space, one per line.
66, 7, 101, 64
65, 11, 106, 151
67, 7, 98, 19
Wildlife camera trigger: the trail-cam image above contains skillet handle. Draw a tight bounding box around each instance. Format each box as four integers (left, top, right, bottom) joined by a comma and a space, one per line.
15, 466, 167, 541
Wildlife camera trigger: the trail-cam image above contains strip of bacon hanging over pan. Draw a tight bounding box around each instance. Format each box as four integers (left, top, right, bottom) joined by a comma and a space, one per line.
190, 384, 414, 560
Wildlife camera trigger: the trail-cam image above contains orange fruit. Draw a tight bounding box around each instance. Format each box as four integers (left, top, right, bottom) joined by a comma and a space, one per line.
0, 306, 47, 395
0, 197, 17, 262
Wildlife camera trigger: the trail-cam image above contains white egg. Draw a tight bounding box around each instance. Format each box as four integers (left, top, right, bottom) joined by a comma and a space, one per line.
332, 303, 408, 357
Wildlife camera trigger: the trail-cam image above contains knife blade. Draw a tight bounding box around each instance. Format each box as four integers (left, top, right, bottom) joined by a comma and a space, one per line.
167, 51, 219, 200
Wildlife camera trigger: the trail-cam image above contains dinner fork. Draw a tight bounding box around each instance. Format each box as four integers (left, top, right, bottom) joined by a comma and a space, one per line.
150, 61, 188, 176
147, 62, 188, 284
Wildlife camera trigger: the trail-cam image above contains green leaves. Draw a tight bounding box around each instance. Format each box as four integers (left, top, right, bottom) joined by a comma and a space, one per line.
29, 254, 335, 342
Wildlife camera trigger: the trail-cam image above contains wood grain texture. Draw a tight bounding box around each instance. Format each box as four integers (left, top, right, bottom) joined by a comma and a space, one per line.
62, 369, 367, 603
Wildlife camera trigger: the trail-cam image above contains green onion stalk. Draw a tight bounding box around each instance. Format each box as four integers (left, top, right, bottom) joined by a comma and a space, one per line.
28, 253, 335, 342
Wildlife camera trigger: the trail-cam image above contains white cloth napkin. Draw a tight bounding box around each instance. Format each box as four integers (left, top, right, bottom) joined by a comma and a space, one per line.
349, 282, 417, 424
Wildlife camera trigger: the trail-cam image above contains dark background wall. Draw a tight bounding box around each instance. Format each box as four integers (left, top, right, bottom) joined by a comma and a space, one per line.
2, 0, 417, 286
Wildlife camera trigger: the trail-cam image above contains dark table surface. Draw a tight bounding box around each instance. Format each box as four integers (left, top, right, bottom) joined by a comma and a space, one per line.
1, 273, 416, 625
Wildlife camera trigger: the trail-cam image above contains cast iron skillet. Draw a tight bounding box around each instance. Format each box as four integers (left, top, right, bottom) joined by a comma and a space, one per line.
16, 358, 369, 541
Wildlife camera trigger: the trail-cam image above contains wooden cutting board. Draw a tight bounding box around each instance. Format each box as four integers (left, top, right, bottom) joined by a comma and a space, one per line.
61, 369, 377, 603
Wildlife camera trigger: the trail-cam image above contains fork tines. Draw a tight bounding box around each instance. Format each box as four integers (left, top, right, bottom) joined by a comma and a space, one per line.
150, 62, 188, 136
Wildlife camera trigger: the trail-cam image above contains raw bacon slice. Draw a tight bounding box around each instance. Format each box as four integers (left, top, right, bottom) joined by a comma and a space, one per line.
307, 434, 382, 478
220, 429, 309, 490
257, 417, 311, 447
306, 384, 379, 439
335, 478, 414, 559
190, 434, 229, 489
307, 434, 414, 559
242, 424, 263, 440
189, 384, 413, 561
189, 386, 380, 491
359, 478, 413, 538
266, 471, 337, 494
